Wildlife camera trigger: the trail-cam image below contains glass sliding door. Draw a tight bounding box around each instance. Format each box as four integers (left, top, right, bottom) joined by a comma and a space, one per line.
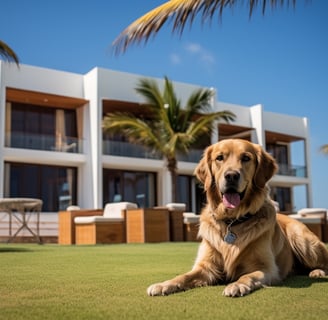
103, 169, 156, 208
4, 162, 77, 212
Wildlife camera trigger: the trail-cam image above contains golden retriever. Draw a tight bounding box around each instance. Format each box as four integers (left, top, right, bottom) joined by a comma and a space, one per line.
147, 139, 328, 297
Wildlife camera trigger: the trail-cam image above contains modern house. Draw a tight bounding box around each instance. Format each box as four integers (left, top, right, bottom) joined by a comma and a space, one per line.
0, 62, 312, 225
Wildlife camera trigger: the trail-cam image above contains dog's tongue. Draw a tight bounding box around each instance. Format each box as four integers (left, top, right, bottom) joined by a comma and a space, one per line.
223, 193, 241, 209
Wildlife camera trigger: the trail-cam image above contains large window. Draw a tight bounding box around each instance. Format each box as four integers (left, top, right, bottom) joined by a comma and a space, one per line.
176, 175, 206, 214
103, 169, 156, 208
271, 186, 292, 213
7, 103, 78, 152
10, 103, 55, 150
266, 143, 289, 175
176, 175, 192, 212
4, 162, 77, 212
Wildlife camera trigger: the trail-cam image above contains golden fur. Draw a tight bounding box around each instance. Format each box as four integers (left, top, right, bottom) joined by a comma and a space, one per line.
147, 139, 328, 297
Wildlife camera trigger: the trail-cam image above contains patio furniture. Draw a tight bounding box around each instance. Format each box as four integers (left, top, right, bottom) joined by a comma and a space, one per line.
74, 202, 138, 245
166, 203, 185, 242
0, 198, 43, 244
183, 212, 200, 241
125, 208, 170, 243
58, 207, 103, 244
288, 208, 327, 241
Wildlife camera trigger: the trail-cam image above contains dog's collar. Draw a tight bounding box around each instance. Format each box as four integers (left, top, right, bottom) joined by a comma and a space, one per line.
217, 212, 255, 244
220, 212, 254, 226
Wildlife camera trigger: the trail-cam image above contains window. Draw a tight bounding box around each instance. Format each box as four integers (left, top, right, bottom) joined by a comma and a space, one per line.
176, 175, 192, 212
4, 162, 77, 212
103, 169, 156, 208
266, 143, 289, 174
176, 175, 207, 214
271, 186, 292, 213
7, 103, 78, 152
10, 103, 55, 150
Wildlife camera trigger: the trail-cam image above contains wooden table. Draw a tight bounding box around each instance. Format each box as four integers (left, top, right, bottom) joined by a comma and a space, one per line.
0, 198, 43, 243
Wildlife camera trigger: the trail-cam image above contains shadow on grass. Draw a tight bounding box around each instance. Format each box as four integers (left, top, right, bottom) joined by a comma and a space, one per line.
0, 247, 34, 253
282, 275, 328, 288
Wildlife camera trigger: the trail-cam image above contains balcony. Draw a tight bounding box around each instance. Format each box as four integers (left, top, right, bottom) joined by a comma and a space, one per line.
103, 140, 161, 159
177, 149, 203, 163
5, 132, 83, 153
103, 140, 204, 163
277, 163, 307, 178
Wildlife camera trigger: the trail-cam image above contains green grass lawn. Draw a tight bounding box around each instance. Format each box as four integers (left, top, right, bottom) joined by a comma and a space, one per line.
1, 242, 328, 320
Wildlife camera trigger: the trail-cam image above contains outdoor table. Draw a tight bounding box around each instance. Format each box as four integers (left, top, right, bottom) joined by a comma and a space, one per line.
0, 198, 43, 244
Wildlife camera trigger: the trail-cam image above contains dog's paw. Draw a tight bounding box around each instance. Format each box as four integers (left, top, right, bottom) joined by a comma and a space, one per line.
309, 269, 326, 278
223, 282, 252, 297
147, 281, 183, 296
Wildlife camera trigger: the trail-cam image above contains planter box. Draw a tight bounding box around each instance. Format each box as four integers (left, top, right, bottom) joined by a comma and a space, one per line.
126, 208, 170, 243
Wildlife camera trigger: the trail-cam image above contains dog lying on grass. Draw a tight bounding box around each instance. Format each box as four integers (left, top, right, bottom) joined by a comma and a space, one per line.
147, 139, 328, 297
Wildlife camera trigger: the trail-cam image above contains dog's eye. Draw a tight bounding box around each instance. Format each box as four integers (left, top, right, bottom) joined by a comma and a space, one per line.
216, 154, 224, 162
241, 154, 251, 162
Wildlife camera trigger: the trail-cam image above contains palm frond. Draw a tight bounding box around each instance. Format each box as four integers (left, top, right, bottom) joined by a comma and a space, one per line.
186, 88, 214, 113
186, 110, 235, 139
103, 113, 163, 152
320, 144, 328, 154
135, 77, 175, 136
135, 78, 164, 111
163, 76, 180, 112
113, 0, 297, 54
179, 88, 214, 131
165, 110, 235, 155
163, 76, 183, 132
163, 131, 195, 156
0, 40, 19, 65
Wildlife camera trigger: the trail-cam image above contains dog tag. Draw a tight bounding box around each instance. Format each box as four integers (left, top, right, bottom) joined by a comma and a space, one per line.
224, 231, 236, 244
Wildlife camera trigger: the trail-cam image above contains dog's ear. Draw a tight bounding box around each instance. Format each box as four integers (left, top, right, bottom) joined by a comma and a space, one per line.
194, 145, 214, 191
254, 146, 278, 189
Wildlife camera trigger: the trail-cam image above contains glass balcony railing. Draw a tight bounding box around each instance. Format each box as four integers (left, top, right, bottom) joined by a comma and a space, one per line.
103, 140, 161, 159
277, 163, 307, 178
103, 140, 204, 163
103, 141, 308, 177
5, 132, 83, 153
177, 149, 203, 163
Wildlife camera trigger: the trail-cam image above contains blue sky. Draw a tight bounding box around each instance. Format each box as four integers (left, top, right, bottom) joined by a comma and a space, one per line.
1, 0, 327, 210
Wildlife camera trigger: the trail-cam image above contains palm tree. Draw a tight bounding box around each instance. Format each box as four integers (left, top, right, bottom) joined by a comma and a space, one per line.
320, 144, 328, 154
0, 40, 19, 65
113, 0, 298, 53
103, 76, 235, 202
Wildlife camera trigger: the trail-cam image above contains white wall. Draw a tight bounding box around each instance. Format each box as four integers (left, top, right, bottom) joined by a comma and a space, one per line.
95, 67, 208, 106
217, 101, 252, 128
3, 63, 84, 98
263, 111, 308, 139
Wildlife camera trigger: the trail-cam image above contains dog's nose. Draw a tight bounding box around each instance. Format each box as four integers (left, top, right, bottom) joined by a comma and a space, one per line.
224, 170, 240, 184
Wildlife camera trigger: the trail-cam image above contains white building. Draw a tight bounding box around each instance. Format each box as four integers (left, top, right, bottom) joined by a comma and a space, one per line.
0, 62, 312, 221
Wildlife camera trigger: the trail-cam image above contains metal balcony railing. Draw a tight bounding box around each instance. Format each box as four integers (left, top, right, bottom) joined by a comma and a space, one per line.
5, 132, 83, 153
